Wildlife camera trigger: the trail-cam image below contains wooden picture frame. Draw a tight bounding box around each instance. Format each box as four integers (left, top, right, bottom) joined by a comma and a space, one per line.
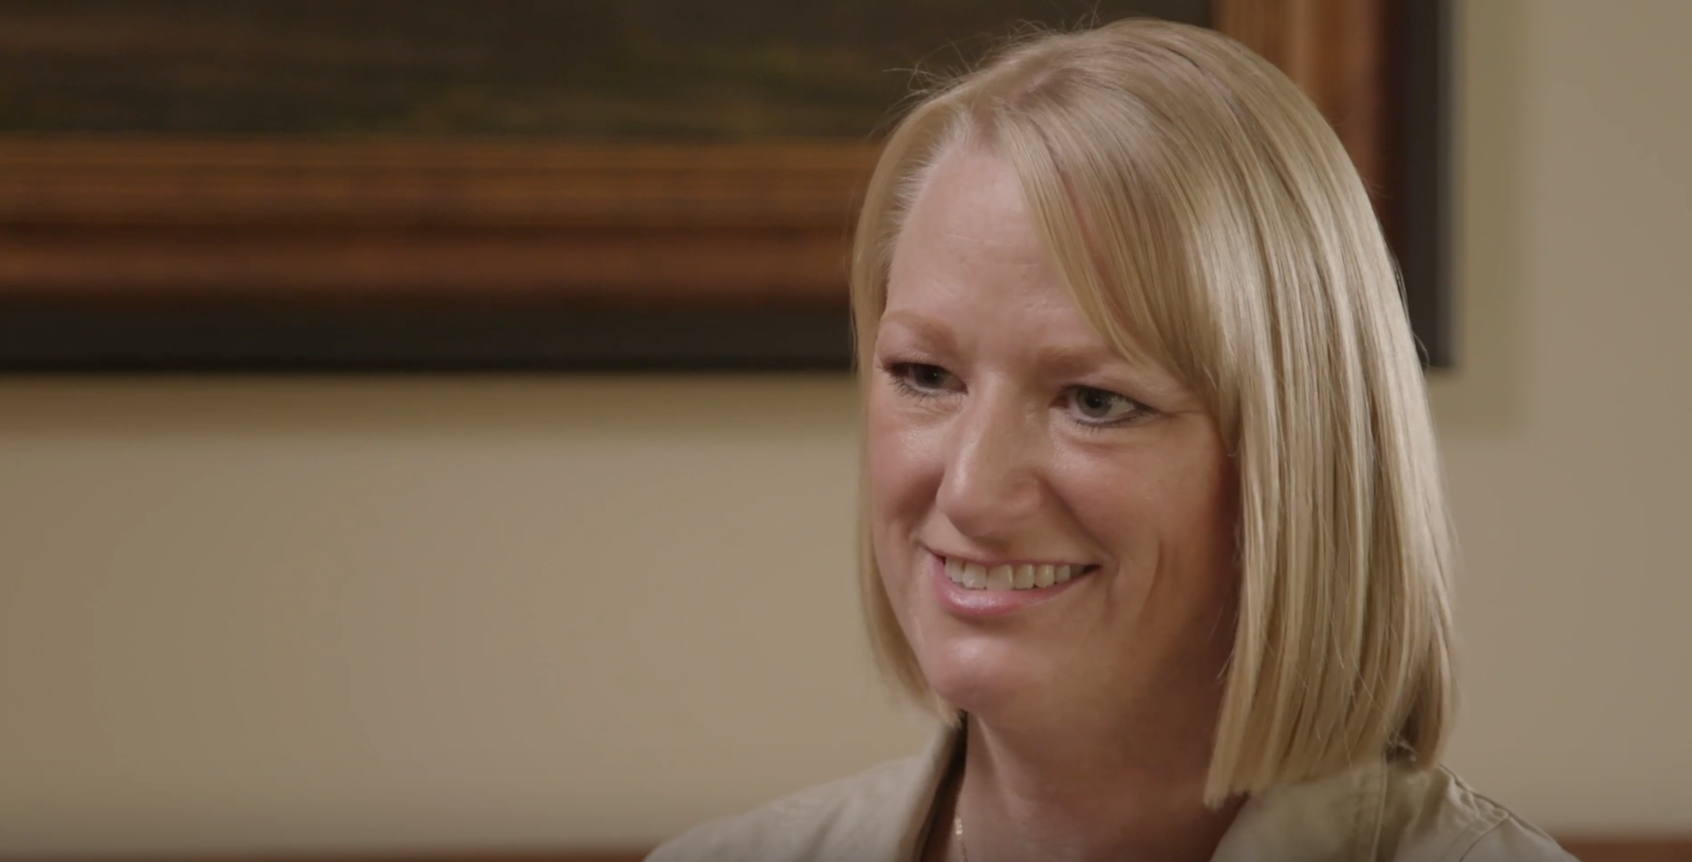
0, 0, 1450, 371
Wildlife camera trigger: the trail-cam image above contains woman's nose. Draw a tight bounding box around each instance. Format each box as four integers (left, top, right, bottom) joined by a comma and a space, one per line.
934, 392, 1043, 540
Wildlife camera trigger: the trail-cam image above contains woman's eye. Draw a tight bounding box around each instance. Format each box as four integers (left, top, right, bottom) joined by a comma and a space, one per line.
888, 362, 959, 393
1068, 386, 1145, 423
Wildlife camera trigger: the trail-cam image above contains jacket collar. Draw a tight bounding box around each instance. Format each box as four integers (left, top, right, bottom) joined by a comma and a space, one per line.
887, 724, 1387, 862
1211, 761, 1388, 862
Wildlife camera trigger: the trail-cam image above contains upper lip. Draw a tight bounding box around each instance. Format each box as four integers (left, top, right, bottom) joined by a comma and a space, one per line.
929, 548, 1094, 569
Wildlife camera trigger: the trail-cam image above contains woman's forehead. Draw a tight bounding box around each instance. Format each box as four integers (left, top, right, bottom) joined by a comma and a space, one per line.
882, 137, 1196, 396
905, 162, 1022, 233
888, 149, 1051, 288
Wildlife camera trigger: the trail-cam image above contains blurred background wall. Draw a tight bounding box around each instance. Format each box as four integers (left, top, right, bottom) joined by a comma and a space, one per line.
1, 0, 1688, 856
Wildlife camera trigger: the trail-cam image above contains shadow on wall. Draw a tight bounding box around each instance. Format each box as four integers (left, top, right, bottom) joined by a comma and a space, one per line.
1425, 0, 1525, 432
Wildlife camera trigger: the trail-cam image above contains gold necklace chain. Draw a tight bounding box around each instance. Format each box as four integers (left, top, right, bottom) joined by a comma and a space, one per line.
953, 812, 968, 862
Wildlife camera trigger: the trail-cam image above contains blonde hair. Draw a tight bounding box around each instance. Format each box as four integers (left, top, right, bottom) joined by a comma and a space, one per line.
851, 19, 1456, 805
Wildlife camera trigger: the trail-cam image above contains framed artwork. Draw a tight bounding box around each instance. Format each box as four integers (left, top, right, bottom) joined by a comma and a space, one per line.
0, 0, 1449, 371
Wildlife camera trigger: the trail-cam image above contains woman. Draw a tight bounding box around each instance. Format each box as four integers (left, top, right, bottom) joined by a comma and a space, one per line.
652, 19, 1572, 862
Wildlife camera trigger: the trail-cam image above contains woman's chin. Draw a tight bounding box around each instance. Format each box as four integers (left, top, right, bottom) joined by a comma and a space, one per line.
918, 646, 1058, 718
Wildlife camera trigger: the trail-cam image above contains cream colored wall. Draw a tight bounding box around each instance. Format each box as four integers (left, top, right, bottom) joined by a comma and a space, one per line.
0, 377, 926, 857
1, 0, 1688, 856
1431, 0, 1692, 832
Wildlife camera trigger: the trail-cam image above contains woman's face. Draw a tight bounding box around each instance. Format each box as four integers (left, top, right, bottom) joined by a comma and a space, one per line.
866, 146, 1238, 729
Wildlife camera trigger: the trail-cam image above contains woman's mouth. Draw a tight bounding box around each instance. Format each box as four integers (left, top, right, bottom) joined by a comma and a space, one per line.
940, 556, 1098, 591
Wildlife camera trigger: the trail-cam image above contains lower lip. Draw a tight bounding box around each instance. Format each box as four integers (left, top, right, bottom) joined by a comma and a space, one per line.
928, 552, 1089, 619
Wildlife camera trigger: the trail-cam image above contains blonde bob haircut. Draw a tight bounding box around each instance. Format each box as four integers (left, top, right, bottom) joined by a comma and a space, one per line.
851, 19, 1457, 805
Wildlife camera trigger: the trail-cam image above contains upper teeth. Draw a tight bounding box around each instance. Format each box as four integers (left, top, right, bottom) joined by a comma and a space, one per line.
944, 557, 1082, 591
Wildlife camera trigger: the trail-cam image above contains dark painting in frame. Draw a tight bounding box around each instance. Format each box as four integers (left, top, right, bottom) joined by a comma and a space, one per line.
0, 0, 1450, 372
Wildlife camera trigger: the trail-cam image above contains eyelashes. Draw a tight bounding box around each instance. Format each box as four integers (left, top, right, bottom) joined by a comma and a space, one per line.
1065, 386, 1150, 424
884, 362, 960, 396
880, 361, 1156, 429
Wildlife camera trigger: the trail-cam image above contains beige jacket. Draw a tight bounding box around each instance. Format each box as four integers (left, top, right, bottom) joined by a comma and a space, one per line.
649, 728, 1574, 862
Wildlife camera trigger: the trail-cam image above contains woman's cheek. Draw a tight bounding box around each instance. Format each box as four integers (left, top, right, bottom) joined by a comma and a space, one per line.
866, 390, 933, 496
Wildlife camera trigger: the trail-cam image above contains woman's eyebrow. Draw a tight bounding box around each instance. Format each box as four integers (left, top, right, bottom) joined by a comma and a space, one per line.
1035, 343, 1123, 378
877, 310, 957, 352
1037, 343, 1189, 398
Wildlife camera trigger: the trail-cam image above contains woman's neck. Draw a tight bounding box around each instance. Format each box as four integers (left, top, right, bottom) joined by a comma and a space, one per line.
949, 709, 1242, 862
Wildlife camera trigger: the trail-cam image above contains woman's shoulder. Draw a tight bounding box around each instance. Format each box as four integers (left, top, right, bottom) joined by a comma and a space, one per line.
1376, 763, 1575, 861
1219, 759, 1574, 862
645, 741, 950, 862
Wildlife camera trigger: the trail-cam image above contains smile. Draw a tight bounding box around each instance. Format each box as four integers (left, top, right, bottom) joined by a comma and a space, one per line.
941, 555, 1096, 591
